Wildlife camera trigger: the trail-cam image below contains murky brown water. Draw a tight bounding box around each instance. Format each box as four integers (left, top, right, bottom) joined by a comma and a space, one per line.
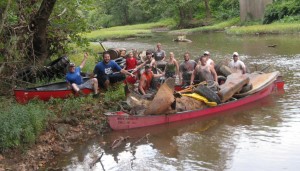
50, 32, 300, 170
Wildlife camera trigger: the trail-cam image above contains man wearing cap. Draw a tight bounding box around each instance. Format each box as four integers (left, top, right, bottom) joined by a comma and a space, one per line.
138, 64, 164, 95
94, 52, 134, 90
204, 51, 215, 67
190, 55, 218, 87
229, 52, 246, 74
66, 52, 99, 97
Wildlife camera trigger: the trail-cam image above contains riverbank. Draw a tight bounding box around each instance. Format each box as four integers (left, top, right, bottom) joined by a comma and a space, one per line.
83, 19, 176, 41
83, 18, 300, 41
0, 84, 125, 170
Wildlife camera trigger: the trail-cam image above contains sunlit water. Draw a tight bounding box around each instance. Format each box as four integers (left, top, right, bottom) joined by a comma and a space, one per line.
49, 33, 300, 171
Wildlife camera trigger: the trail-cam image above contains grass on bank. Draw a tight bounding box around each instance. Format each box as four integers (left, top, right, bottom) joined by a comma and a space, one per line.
83, 19, 176, 41
225, 22, 300, 35
169, 17, 240, 35
2, 38, 124, 152
0, 77, 125, 152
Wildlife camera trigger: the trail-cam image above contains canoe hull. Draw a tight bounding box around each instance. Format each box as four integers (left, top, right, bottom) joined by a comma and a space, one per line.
14, 79, 93, 104
106, 79, 282, 130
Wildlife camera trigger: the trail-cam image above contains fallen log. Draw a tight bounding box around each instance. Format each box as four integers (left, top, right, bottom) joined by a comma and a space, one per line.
218, 73, 250, 102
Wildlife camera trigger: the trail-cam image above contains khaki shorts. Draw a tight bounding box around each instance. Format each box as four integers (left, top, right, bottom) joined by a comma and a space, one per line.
78, 79, 94, 89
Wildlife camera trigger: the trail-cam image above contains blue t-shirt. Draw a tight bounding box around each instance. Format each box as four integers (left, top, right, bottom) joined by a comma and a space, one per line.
66, 67, 83, 85
94, 61, 122, 77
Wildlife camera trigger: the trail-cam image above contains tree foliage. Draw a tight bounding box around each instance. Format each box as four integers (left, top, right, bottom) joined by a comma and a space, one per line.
0, 0, 92, 93
263, 0, 300, 24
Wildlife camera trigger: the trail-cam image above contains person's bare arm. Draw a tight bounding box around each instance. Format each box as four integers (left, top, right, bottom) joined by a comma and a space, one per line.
153, 72, 164, 78
190, 69, 196, 85
210, 65, 218, 82
134, 60, 147, 72
138, 76, 146, 95
120, 69, 134, 77
79, 52, 88, 69
175, 60, 179, 75
241, 63, 246, 74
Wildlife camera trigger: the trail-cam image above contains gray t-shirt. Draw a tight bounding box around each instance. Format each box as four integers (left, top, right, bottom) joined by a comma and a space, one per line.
179, 60, 197, 83
179, 60, 197, 73
154, 50, 166, 61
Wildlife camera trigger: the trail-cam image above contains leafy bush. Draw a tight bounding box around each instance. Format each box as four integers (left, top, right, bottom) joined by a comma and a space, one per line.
263, 0, 300, 24
0, 100, 52, 151
211, 0, 240, 20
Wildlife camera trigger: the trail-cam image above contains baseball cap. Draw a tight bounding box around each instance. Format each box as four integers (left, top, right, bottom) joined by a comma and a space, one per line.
69, 63, 75, 67
204, 51, 210, 55
233, 52, 239, 56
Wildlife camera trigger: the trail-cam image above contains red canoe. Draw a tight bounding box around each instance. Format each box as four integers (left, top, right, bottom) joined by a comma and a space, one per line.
105, 73, 284, 130
14, 78, 93, 104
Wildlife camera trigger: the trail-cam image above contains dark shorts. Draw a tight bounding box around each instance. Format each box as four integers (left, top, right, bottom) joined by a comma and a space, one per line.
98, 73, 125, 88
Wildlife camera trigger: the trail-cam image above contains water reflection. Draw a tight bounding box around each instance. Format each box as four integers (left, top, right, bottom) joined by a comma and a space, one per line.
49, 32, 300, 170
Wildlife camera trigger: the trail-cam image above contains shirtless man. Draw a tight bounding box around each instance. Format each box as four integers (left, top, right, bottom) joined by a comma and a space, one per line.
190, 55, 218, 85
204, 51, 215, 67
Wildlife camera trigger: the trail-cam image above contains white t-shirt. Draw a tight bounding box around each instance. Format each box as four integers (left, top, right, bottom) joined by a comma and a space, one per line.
206, 58, 214, 66
229, 60, 246, 73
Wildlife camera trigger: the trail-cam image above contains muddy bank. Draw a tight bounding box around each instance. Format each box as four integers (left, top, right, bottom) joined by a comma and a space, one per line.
0, 100, 120, 170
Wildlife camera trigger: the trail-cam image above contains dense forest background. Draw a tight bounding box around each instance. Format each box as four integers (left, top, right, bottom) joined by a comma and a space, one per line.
0, 0, 299, 93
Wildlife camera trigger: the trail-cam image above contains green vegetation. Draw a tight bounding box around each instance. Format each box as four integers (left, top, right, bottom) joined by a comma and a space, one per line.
0, 98, 52, 150
226, 23, 300, 35
263, 0, 300, 24
83, 19, 176, 41
169, 18, 240, 35
0, 84, 125, 152
67, 43, 104, 72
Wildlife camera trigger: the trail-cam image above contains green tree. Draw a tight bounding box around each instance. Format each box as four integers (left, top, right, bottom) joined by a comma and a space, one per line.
0, 0, 92, 93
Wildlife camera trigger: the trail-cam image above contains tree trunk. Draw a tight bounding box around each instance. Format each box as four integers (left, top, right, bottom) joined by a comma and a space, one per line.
204, 0, 211, 19
0, 0, 11, 34
178, 6, 187, 28
29, 0, 57, 64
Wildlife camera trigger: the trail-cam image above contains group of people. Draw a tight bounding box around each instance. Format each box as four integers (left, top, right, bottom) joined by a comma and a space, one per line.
181, 51, 247, 88
66, 52, 134, 98
66, 43, 247, 97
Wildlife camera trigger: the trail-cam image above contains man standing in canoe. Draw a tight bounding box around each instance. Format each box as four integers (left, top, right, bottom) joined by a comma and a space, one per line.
66, 52, 99, 97
190, 55, 218, 89
229, 52, 246, 74
94, 52, 134, 90
204, 51, 215, 67
179, 52, 197, 86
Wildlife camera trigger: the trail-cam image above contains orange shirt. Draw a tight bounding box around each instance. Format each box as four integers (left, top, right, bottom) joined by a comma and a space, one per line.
141, 72, 153, 91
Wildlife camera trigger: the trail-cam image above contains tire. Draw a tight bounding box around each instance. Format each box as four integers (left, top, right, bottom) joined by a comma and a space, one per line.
217, 75, 227, 85
194, 84, 222, 104
239, 83, 253, 93
219, 65, 232, 77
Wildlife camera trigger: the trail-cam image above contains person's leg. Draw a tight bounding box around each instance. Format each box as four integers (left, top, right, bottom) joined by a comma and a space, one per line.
98, 75, 110, 90
71, 83, 80, 92
109, 73, 125, 84
91, 78, 98, 94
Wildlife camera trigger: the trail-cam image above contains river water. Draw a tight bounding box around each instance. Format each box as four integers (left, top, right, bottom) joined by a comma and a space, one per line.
50, 32, 300, 170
